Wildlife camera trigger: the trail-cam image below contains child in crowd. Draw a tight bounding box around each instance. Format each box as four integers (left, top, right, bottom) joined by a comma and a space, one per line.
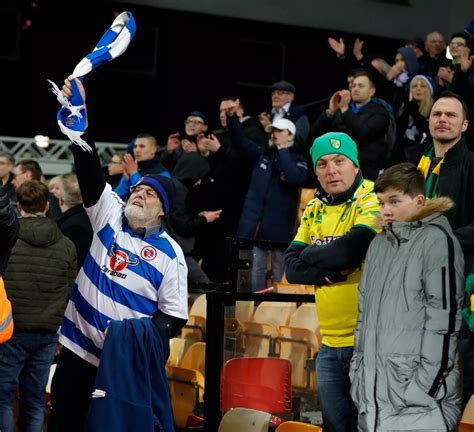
350, 163, 464, 431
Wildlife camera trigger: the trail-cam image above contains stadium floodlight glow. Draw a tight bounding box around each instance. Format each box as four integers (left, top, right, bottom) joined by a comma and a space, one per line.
34, 135, 50, 148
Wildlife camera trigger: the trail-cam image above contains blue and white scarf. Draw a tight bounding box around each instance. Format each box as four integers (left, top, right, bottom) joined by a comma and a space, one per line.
49, 11, 136, 152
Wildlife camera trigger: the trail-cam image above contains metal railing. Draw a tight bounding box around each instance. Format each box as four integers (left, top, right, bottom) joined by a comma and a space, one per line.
0, 136, 129, 176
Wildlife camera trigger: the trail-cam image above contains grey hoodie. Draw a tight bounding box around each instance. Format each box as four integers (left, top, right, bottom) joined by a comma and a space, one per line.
350, 198, 464, 431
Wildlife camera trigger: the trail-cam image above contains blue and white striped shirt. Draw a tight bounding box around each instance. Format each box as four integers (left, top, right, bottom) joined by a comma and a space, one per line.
59, 184, 188, 366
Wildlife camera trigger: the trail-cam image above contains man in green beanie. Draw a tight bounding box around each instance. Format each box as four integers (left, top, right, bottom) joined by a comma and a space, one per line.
285, 131, 380, 432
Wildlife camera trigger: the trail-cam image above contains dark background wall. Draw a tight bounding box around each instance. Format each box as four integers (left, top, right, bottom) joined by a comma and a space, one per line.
1, 0, 444, 145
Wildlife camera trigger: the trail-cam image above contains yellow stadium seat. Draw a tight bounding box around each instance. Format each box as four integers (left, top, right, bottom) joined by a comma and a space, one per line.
167, 342, 206, 428
276, 420, 323, 431
241, 302, 296, 357
276, 304, 321, 389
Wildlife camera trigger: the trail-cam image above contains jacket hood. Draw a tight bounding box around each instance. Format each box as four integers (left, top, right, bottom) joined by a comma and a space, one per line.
19, 217, 63, 247
407, 196, 453, 222
377, 196, 453, 229
397, 46, 419, 77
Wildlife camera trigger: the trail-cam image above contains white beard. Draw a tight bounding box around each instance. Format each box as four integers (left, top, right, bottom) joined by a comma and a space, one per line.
124, 202, 160, 227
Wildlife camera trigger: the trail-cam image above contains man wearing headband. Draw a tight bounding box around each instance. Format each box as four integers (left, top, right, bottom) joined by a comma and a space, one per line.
48, 77, 188, 432
285, 132, 379, 432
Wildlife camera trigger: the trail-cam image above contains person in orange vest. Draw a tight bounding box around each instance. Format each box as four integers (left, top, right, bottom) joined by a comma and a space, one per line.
0, 184, 18, 343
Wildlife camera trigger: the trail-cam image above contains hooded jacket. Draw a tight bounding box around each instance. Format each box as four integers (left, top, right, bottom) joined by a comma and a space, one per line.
163, 152, 210, 255
350, 198, 464, 431
4, 216, 77, 332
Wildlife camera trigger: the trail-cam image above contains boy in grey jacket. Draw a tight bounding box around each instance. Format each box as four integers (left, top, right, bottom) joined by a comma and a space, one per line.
350, 163, 464, 431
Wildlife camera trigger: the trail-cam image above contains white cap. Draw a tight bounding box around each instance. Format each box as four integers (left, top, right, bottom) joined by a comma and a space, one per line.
270, 118, 296, 135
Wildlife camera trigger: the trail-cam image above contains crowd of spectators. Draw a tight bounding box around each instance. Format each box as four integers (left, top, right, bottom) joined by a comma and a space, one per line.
0, 20, 474, 431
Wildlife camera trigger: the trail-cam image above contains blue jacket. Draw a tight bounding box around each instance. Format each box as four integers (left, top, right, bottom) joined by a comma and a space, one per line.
228, 115, 308, 244
85, 318, 174, 432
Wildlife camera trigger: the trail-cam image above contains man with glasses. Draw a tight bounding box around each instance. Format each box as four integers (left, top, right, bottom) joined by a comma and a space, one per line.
450, 31, 474, 148
162, 111, 209, 171
259, 81, 310, 152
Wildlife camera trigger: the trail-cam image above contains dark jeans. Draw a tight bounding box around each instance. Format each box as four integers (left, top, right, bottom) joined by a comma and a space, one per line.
316, 344, 358, 432
0, 332, 58, 432
48, 347, 97, 432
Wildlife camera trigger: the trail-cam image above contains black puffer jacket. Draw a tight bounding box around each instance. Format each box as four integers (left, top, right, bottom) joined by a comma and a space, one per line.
0, 185, 19, 276
312, 100, 390, 180
4, 216, 76, 332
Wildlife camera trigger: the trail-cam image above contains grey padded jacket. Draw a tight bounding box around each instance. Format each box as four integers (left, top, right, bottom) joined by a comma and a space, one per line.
350, 198, 464, 431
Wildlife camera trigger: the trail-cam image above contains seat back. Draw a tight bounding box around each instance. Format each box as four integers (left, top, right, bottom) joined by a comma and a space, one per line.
298, 188, 316, 221
277, 304, 320, 389
235, 301, 255, 324
289, 304, 319, 334
168, 366, 205, 428
275, 421, 323, 431
241, 302, 296, 357
220, 357, 292, 413
180, 342, 206, 375
190, 294, 207, 318
252, 302, 296, 327
218, 408, 271, 432
181, 295, 207, 349
167, 337, 187, 371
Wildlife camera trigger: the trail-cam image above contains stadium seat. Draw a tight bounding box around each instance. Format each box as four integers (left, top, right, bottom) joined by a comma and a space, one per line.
241, 302, 296, 357
275, 304, 321, 389
218, 407, 271, 432
166, 337, 187, 372
298, 188, 316, 221
181, 294, 207, 350
275, 420, 323, 431
167, 342, 206, 428
220, 357, 292, 414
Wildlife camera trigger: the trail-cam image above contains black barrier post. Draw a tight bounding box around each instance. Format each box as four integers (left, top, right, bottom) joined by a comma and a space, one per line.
203, 290, 226, 431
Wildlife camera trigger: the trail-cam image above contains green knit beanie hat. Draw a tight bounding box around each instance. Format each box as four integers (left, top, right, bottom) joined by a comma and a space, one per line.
310, 132, 359, 168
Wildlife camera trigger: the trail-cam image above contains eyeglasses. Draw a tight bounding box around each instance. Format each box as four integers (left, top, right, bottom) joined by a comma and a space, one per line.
184, 119, 204, 126
449, 42, 467, 48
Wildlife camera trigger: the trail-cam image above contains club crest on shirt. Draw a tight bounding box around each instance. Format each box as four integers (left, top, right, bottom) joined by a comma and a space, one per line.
102, 244, 139, 279
140, 246, 157, 261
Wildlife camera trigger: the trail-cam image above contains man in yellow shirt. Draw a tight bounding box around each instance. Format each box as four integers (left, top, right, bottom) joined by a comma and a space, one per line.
285, 132, 380, 432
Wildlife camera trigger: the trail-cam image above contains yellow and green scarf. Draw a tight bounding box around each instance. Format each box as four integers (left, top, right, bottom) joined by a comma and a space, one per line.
417, 146, 444, 198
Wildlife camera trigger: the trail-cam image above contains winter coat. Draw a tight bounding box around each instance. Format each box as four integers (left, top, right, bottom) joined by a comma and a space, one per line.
56, 204, 93, 270
163, 152, 210, 255
350, 198, 464, 431
312, 100, 390, 180
4, 216, 77, 332
0, 185, 19, 276
436, 137, 474, 275
227, 115, 308, 244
